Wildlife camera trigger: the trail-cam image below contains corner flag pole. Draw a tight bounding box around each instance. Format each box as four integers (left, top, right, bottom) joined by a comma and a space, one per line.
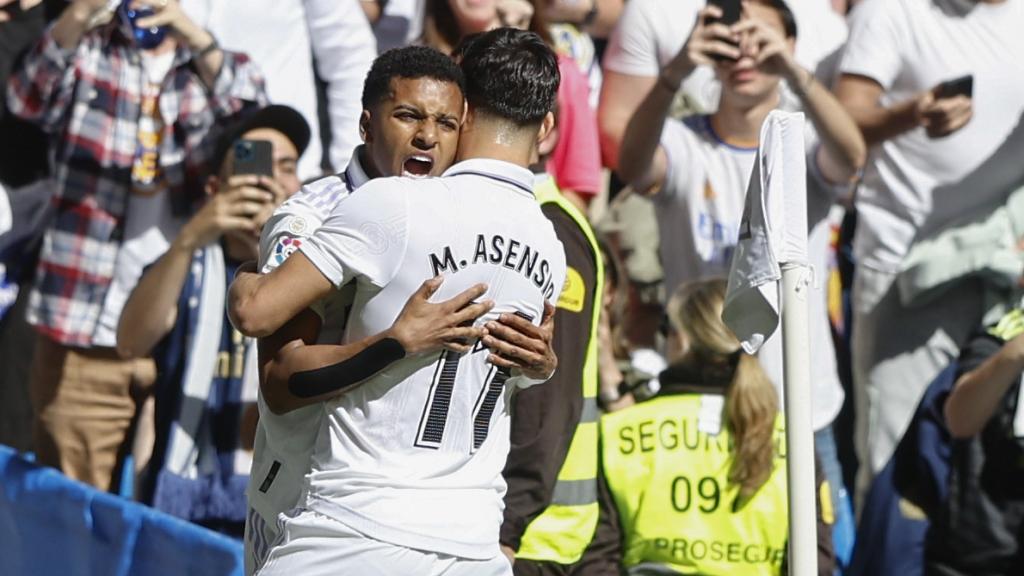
781, 261, 816, 576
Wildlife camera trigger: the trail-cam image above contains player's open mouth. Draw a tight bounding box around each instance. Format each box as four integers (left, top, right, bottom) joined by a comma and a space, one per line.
403, 155, 434, 177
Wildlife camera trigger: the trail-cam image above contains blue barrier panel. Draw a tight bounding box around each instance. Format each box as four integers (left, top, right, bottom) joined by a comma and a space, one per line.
0, 445, 243, 576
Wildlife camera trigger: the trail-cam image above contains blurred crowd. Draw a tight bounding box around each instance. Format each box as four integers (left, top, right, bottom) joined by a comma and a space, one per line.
1, 0, 1023, 574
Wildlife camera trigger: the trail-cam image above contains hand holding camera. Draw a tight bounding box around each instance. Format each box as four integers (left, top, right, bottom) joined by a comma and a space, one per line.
662, 4, 741, 90
176, 175, 276, 251
916, 75, 974, 139
123, 0, 210, 51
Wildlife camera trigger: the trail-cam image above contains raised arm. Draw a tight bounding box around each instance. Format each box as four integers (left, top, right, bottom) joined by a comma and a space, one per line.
260, 277, 493, 414
945, 333, 1024, 439
617, 6, 739, 192
118, 176, 273, 358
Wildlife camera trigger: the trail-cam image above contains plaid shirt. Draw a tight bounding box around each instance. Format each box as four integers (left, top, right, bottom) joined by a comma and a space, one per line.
7, 23, 266, 347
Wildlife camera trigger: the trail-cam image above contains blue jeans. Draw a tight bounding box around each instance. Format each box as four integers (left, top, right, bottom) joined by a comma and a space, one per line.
816, 425, 855, 573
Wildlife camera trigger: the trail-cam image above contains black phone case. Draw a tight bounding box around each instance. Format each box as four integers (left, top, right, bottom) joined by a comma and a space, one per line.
232, 140, 274, 177
937, 75, 973, 99
706, 0, 741, 62
708, 0, 742, 26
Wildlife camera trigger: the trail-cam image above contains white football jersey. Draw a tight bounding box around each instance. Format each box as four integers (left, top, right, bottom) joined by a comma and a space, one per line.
245, 151, 369, 569
297, 158, 567, 559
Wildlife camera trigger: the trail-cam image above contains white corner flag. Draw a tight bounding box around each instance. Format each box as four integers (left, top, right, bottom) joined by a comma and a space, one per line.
722, 110, 817, 576
722, 110, 808, 352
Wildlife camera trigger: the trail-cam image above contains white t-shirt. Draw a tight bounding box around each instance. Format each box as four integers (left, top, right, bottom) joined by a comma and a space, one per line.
840, 0, 1024, 277
603, 0, 848, 112
181, 0, 376, 177
245, 152, 370, 533
654, 114, 845, 429
297, 159, 567, 559
373, 0, 425, 53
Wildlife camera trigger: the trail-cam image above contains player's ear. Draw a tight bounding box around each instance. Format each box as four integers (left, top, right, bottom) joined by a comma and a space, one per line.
537, 121, 559, 158
535, 111, 556, 147
359, 110, 372, 144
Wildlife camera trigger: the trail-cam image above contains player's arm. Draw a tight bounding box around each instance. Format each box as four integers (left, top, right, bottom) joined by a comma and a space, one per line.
260, 277, 493, 414
229, 251, 333, 338
617, 5, 738, 194
232, 180, 409, 338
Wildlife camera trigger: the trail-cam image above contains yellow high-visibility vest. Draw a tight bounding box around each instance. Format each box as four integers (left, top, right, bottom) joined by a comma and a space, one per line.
516, 178, 604, 564
601, 394, 789, 575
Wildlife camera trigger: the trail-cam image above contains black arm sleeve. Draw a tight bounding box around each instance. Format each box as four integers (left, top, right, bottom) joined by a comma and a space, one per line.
287, 338, 406, 398
499, 205, 598, 550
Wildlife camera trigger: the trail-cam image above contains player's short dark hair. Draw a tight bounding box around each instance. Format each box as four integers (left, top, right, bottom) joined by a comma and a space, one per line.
361, 46, 465, 110
753, 0, 797, 38
457, 28, 560, 127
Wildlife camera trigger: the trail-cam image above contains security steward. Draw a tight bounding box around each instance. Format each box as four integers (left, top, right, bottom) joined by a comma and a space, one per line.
490, 163, 604, 575
578, 279, 835, 576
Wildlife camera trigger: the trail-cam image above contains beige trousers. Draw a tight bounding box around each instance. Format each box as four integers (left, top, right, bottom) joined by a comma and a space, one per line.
29, 333, 155, 492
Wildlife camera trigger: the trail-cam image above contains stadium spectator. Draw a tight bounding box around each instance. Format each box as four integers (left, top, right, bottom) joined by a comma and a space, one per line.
616, 0, 863, 541
928, 308, 1024, 574
423, 0, 602, 211
834, 0, 1024, 497
583, 278, 835, 576
598, 0, 846, 171
594, 0, 846, 381
116, 104, 309, 535
180, 0, 377, 179
363, 0, 426, 53
6, 0, 266, 491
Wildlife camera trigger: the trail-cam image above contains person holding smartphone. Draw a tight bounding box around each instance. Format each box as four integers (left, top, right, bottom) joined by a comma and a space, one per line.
834, 0, 1024, 506
6, 0, 265, 493
115, 105, 309, 535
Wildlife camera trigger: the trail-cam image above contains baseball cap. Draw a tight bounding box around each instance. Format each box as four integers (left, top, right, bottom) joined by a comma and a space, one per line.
212, 104, 311, 170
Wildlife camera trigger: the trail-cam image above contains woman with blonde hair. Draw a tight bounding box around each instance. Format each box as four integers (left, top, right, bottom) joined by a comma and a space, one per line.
582, 278, 834, 575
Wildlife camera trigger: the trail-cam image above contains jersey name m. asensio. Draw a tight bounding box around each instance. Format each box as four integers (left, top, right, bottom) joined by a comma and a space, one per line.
298, 158, 567, 560
246, 152, 369, 549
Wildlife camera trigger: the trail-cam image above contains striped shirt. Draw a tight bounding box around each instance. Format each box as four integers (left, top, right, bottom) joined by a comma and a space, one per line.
6, 22, 265, 346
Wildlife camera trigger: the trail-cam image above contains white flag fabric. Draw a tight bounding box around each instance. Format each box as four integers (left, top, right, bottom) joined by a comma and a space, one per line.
723, 110, 808, 353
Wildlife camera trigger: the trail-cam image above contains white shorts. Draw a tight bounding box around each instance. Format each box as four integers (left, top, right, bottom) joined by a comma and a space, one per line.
245, 506, 285, 576
257, 509, 512, 576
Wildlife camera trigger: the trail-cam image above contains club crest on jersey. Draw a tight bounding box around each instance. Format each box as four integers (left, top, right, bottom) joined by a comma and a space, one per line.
288, 217, 308, 235
273, 235, 303, 265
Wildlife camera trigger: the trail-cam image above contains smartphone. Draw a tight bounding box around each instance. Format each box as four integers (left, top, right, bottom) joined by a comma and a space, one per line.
936, 74, 973, 99
707, 0, 742, 26
232, 140, 274, 177
705, 0, 742, 62
119, 1, 167, 50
